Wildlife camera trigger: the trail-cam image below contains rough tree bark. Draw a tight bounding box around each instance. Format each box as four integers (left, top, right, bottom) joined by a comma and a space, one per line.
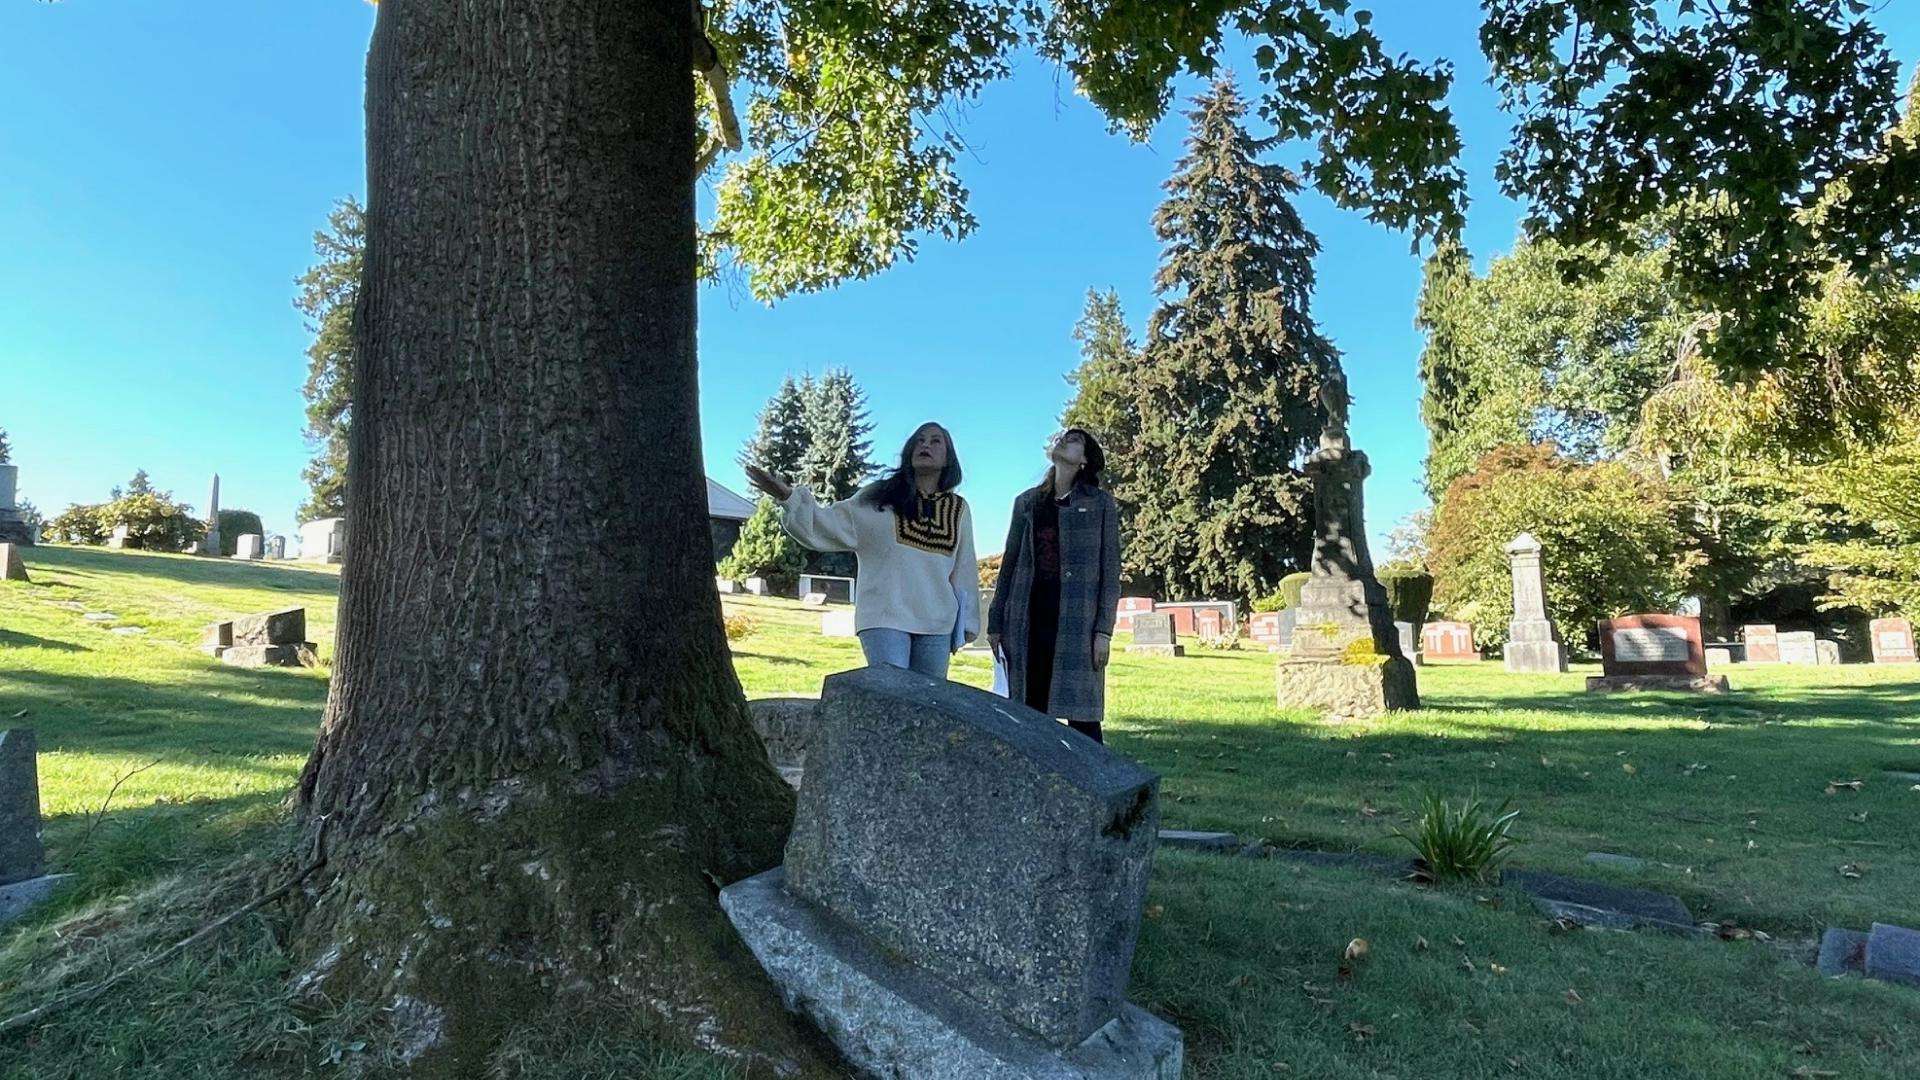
290, 2, 834, 1073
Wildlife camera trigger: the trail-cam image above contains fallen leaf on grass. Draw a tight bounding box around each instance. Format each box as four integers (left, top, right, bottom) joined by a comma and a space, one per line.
1825, 780, 1864, 795
1360, 802, 1378, 817
1345, 938, 1370, 962
1563, 989, 1583, 1006
1489, 962, 1509, 975
1461, 958, 1477, 973
1269, 1064, 1290, 1074
1539, 756, 1552, 767
1839, 864, 1864, 879
1145, 904, 1165, 920
1413, 935, 1430, 952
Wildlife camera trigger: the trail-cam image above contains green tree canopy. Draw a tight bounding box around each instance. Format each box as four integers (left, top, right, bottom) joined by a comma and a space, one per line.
296, 197, 363, 523
738, 374, 812, 480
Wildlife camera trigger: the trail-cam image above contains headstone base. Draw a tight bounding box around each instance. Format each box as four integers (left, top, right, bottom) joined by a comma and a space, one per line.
1585, 675, 1729, 694
1503, 640, 1567, 673
0, 873, 73, 927
721, 869, 1182, 1080
1124, 644, 1184, 657
0, 542, 28, 582
220, 643, 319, 668
1274, 658, 1419, 721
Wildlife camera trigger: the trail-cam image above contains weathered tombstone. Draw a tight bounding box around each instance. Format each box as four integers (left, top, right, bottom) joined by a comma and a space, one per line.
1743, 624, 1781, 663
1816, 639, 1842, 666
1395, 621, 1421, 665
0, 464, 34, 546
1125, 612, 1184, 657
298, 516, 347, 564
217, 607, 318, 668
0, 542, 27, 583
796, 574, 855, 605
107, 523, 131, 549
1870, 618, 1916, 664
1502, 534, 1568, 673
267, 535, 286, 560
1273, 400, 1418, 719
1115, 597, 1156, 633
1705, 647, 1733, 669
722, 666, 1181, 1078
1422, 620, 1480, 662
0, 729, 45, 886
1194, 608, 1224, 639
742, 576, 770, 596
234, 533, 264, 561
820, 609, 856, 638
1588, 615, 1728, 693
747, 697, 817, 789
1777, 630, 1818, 666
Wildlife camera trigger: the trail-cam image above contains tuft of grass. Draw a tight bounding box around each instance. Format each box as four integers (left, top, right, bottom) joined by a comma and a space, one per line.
1391, 789, 1520, 883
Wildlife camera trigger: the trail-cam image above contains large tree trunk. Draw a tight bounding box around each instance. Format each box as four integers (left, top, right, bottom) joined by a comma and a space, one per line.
291, 2, 832, 1073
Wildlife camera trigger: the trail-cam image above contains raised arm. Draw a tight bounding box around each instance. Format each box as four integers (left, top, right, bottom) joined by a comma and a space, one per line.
779, 485, 864, 553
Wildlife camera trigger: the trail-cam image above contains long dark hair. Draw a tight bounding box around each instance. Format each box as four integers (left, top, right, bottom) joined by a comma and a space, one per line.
864, 422, 963, 520
1034, 427, 1107, 493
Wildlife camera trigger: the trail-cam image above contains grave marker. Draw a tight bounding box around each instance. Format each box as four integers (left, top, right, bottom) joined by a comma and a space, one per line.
0, 464, 32, 546
1871, 618, 1916, 664
1743, 624, 1780, 663
1126, 612, 1184, 657
1395, 621, 1420, 665
1422, 620, 1480, 662
0, 729, 44, 886
0, 542, 27, 583
234, 533, 264, 561
1114, 597, 1156, 633
1589, 614, 1728, 693
796, 574, 855, 605
1503, 533, 1568, 673
1777, 630, 1818, 666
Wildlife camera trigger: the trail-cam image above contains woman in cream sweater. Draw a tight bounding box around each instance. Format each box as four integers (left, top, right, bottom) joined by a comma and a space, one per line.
745, 422, 980, 678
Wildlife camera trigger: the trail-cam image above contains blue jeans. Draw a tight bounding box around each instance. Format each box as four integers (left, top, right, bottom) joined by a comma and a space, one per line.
858, 629, 951, 679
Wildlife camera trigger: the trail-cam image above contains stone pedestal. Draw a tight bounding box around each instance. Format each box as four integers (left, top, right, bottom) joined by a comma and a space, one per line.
1503, 533, 1568, 673
0, 543, 27, 583
0, 465, 33, 547
1272, 447, 1418, 717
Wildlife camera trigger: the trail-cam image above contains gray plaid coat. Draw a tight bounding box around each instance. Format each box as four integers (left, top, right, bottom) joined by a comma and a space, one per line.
987, 484, 1122, 722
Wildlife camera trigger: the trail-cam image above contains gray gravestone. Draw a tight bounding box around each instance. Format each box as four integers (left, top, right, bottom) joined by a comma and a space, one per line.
1778, 631, 1818, 665
1503, 533, 1568, 673
268, 535, 286, 560
1, 729, 46, 886
783, 667, 1161, 1047
0, 465, 32, 546
1816, 639, 1841, 666
107, 523, 130, 549
1395, 621, 1420, 665
1, 542, 27, 582
233, 607, 305, 646
1126, 613, 1183, 657
1866, 923, 1920, 987
234, 533, 264, 560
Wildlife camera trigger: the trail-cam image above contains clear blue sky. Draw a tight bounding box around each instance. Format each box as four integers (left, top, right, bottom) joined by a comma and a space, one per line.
4, 3, 1915, 567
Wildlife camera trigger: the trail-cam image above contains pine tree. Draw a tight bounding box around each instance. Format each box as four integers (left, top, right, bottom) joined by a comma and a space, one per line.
799, 368, 877, 502
0, 427, 11, 465
1061, 288, 1141, 500
1127, 76, 1340, 605
124, 469, 154, 496
738, 374, 811, 480
1414, 238, 1484, 500
296, 198, 364, 523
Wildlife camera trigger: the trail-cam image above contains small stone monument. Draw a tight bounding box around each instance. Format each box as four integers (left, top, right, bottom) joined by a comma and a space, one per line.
1273, 374, 1418, 719
1, 729, 71, 927
1588, 615, 1728, 693
1125, 612, 1184, 657
1777, 631, 1818, 666
267, 535, 286, 560
796, 573, 855, 605
1871, 618, 1916, 664
722, 666, 1181, 1079
1743, 624, 1781, 663
234, 533, 264, 561
1115, 597, 1156, 633
1816, 639, 1842, 666
202, 607, 318, 667
1502, 534, 1568, 673
0, 542, 27, 583
0, 463, 35, 546
298, 516, 347, 564
196, 473, 223, 555
107, 523, 131, 549
1422, 620, 1480, 662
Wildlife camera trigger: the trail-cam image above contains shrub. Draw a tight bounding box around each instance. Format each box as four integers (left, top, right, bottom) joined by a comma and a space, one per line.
1429, 444, 1685, 650
101, 491, 206, 551
1392, 790, 1520, 884
977, 553, 1003, 593
718, 497, 804, 582
1252, 571, 1313, 612
723, 613, 758, 642
1378, 565, 1434, 626
46, 503, 108, 546
217, 510, 265, 556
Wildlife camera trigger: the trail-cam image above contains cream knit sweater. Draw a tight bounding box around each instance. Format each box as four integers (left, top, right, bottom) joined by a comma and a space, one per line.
781, 485, 981, 640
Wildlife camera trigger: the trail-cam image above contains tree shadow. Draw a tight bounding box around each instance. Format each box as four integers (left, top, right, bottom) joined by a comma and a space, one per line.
0, 629, 88, 653
25, 545, 343, 594
731, 650, 808, 667
0, 667, 325, 761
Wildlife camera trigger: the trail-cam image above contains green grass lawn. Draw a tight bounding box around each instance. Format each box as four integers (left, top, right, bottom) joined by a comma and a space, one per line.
4, 545, 1920, 1078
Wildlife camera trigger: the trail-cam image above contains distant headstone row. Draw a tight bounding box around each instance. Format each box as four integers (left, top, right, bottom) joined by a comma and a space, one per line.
201, 607, 318, 668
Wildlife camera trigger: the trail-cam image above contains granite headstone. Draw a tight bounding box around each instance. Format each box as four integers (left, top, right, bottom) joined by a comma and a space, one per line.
1870, 618, 1916, 664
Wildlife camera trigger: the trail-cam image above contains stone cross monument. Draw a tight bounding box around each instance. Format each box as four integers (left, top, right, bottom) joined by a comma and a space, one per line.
1502, 532, 1568, 673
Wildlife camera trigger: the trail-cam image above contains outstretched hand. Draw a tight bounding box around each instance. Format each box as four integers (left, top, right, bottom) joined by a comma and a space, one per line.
744, 465, 792, 502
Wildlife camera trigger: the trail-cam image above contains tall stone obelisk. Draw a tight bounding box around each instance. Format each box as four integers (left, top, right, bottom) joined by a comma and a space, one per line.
199, 473, 222, 555
1502, 532, 1568, 673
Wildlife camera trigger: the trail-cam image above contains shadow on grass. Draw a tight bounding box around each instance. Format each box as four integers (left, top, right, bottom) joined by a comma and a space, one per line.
730, 650, 810, 667
26, 545, 343, 594
1425, 675, 1920, 731
0, 629, 89, 652
2, 667, 325, 761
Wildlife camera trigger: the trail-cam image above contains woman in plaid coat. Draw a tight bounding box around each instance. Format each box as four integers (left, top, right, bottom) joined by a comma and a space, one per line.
987, 429, 1122, 742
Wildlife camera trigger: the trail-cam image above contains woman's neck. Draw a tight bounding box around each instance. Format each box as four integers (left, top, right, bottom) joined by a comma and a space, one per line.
1050, 463, 1077, 498
914, 471, 942, 498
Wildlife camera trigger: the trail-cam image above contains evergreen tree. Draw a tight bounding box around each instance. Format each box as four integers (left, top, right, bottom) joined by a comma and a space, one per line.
296, 198, 364, 523
1126, 77, 1339, 605
124, 469, 154, 497
0, 427, 11, 464
738, 374, 812, 480
1061, 288, 1142, 501
799, 367, 877, 502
